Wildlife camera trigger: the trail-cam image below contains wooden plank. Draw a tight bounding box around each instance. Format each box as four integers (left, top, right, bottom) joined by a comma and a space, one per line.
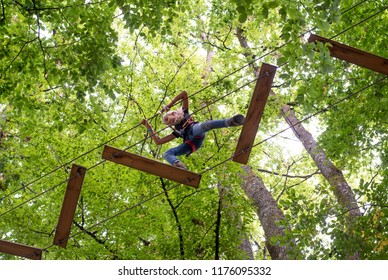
102, 145, 201, 188
0, 239, 42, 260
53, 164, 86, 248
308, 34, 388, 75
233, 63, 277, 164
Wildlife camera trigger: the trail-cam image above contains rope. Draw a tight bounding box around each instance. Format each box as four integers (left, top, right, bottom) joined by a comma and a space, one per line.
1, 0, 372, 201
330, 6, 387, 40
0, 1, 381, 216
19, 75, 387, 259
0, 76, 257, 218
1, 9, 384, 217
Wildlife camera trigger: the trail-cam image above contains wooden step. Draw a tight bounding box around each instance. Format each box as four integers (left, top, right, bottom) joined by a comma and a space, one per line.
0, 239, 42, 260
53, 164, 87, 248
102, 145, 201, 188
233, 63, 277, 164
308, 34, 388, 75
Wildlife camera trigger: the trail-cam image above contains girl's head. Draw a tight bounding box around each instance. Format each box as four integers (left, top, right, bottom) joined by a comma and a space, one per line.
162, 108, 184, 126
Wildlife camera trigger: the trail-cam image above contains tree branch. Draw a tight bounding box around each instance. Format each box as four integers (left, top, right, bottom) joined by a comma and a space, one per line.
74, 199, 120, 259
23, 0, 112, 12
334, 203, 388, 219
32, 0, 57, 94
257, 167, 321, 179
214, 184, 223, 260
1, 37, 38, 77
213, 25, 232, 50
159, 178, 185, 259
174, 188, 210, 210
236, 26, 260, 77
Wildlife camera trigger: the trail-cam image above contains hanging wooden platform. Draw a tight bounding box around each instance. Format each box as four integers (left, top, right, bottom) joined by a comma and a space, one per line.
233, 63, 277, 164
0, 239, 42, 260
308, 34, 388, 75
53, 164, 86, 248
102, 145, 201, 188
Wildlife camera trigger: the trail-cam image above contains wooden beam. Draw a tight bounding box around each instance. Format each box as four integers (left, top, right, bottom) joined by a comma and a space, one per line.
102, 145, 201, 188
233, 63, 277, 164
308, 34, 388, 75
0, 240, 42, 260
53, 164, 86, 248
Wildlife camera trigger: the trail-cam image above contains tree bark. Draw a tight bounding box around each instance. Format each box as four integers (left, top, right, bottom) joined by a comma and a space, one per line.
240, 165, 292, 260
239, 237, 254, 260
281, 105, 361, 259
236, 27, 260, 77
236, 27, 290, 259
200, 32, 215, 85
281, 105, 361, 219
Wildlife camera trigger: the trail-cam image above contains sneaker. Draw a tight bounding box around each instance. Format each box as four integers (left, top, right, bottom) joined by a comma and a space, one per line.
173, 160, 188, 170
227, 114, 245, 126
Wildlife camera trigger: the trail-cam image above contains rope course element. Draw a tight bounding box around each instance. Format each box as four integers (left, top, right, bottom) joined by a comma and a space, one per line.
102, 146, 202, 188
309, 33, 388, 75
53, 164, 86, 248
0, 76, 258, 218
16, 75, 388, 260
0, 0, 376, 202
1, 1, 385, 260
251, 76, 388, 149
233, 63, 277, 164
0, 5, 385, 219
3, 71, 384, 222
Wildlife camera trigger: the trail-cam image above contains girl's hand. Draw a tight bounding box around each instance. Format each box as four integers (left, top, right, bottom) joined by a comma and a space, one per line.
161, 105, 170, 114
141, 118, 150, 127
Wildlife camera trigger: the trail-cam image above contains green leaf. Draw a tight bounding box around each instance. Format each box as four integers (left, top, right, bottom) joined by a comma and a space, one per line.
238, 12, 248, 23
287, 7, 299, 19
277, 56, 288, 66
262, 6, 269, 19
267, 1, 279, 9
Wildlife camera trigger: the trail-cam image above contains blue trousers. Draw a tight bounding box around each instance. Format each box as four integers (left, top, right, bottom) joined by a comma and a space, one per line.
163, 119, 228, 165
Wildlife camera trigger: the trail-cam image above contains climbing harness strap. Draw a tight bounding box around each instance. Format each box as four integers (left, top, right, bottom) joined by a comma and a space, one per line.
185, 140, 197, 153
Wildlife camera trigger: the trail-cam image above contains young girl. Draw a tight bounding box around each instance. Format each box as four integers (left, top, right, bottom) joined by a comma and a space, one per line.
141, 91, 244, 170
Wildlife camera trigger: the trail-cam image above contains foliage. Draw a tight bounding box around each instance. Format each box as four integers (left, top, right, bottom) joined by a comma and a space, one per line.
1, 0, 386, 260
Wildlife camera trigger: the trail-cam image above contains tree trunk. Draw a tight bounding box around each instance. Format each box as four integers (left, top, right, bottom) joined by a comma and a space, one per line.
236, 27, 260, 77
240, 165, 292, 260
281, 105, 361, 259
281, 105, 361, 219
239, 237, 254, 260
200, 32, 215, 85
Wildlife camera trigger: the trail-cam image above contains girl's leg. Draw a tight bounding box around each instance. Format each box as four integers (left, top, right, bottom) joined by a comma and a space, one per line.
191, 120, 226, 136
191, 115, 244, 137
163, 142, 192, 166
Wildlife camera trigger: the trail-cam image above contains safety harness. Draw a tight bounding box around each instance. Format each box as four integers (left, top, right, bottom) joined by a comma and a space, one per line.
171, 115, 204, 154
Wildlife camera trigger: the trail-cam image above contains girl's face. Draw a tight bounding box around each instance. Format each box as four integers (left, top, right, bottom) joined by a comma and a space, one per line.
166, 113, 178, 125
163, 110, 183, 125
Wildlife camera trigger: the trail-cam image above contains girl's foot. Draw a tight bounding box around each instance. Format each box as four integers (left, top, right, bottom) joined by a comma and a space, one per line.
173, 160, 188, 170
227, 114, 245, 126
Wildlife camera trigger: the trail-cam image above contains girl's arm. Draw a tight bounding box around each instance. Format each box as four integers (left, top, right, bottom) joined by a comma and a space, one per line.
162, 90, 189, 112
141, 119, 176, 145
